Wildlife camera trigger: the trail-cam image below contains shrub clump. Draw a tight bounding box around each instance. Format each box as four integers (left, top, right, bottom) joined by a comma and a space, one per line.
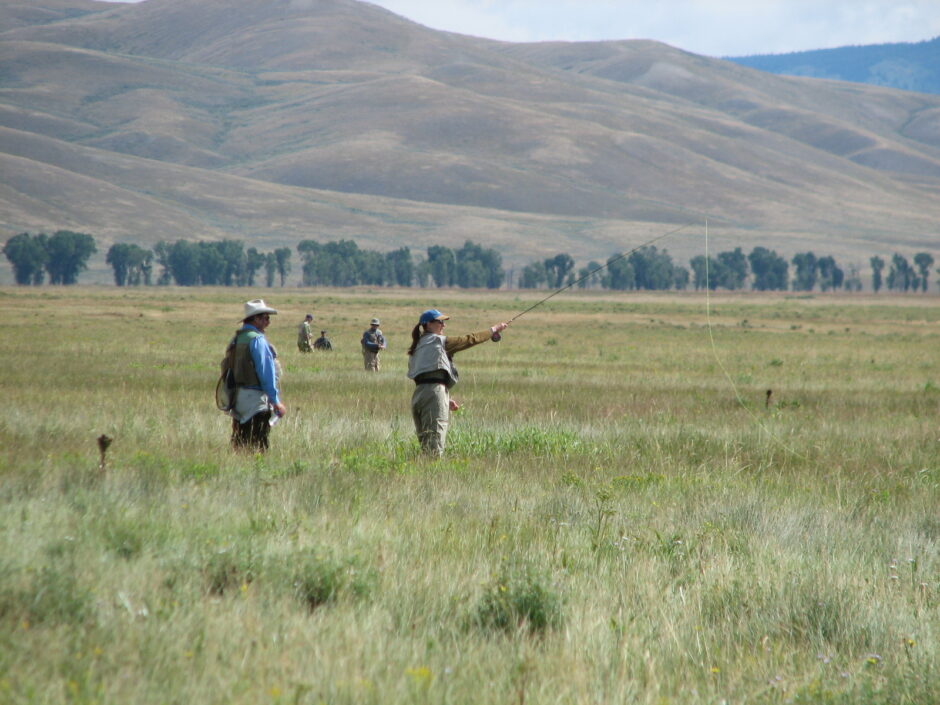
290, 549, 375, 611
473, 564, 563, 635
0, 562, 92, 627
203, 544, 260, 596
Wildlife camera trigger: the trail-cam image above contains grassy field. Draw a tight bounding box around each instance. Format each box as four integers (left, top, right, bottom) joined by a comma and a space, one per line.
0, 285, 938, 704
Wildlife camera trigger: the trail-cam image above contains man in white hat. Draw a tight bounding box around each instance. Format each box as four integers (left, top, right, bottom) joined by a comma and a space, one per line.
226, 299, 286, 451
360, 317, 386, 372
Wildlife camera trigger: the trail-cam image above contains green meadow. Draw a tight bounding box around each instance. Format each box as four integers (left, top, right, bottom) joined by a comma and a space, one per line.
0, 286, 938, 705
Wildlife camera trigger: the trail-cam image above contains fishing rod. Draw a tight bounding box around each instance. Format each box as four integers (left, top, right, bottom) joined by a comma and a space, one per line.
494, 220, 697, 339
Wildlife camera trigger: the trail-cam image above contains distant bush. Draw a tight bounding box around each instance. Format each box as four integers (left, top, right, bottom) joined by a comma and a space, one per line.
472, 563, 563, 635
288, 549, 375, 611
0, 561, 92, 627
203, 543, 261, 596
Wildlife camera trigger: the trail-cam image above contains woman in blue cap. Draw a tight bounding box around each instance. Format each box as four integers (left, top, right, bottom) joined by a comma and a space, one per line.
407, 309, 508, 457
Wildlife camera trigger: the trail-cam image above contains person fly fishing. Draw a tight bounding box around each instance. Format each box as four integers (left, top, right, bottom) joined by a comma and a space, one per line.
223, 299, 286, 452
407, 308, 508, 457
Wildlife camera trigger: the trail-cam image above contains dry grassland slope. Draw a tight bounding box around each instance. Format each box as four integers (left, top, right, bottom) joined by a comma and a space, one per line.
2, 0, 939, 265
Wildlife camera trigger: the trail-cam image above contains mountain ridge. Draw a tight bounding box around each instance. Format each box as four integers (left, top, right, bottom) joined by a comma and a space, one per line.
727, 37, 940, 95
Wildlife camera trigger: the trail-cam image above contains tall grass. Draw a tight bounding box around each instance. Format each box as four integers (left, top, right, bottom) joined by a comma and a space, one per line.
0, 286, 937, 703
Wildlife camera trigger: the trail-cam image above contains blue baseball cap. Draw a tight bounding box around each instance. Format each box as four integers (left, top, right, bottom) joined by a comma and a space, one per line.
419, 309, 450, 325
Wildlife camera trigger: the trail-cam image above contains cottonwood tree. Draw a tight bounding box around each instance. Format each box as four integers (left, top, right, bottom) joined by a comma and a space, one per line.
153, 241, 173, 285
748, 247, 789, 291
386, 247, 414, 287
870, 256, 885, 293
629, 246, 677, 290
426, 245, 457, 287
887, 253, 914, 291
716, 247, 748, 290
605, 253, 636, 290
543, 253, 574, 288
843, 264, 863, 292
265, 252, 277, 287
576, 261, 603, 289
165, 240, 201, 285
519, 260, 547, 288
245, 247, 266, 286
913, 252, 934, 293
791, 252, 818, 291
816, 256, 844, 291
689, 255, 728, 290
360, 250, 389, 285
3, 232, 48, 285
673, 266, 690, 290
689, 255, 707, 290
197, 242, 227, 285
217, 240, 245, 286
414, 255, 431, 288
44, 230, 96, 285
456, 241, 504, 289
106, 243, 152, 286
274, 247, 291, 287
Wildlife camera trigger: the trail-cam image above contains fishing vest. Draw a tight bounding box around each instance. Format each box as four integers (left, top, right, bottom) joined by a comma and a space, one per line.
362, 328, 384, 351
407, 333, 458, 387
232, 328, 262, 387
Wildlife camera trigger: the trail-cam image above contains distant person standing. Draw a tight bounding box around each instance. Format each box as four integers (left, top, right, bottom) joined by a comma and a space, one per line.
361, 317, 386, 371
407, 308, 508, 457
224, 299, 286, 452
314, 330, 333, 351
297, 313, 314, 353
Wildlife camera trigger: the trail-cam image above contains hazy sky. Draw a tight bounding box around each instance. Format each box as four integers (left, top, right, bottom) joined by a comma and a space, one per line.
106, 1, 940, 57
366, 0, 940, 56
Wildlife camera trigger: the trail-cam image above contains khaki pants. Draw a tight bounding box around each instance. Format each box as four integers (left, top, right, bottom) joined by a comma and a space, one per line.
411, 383, 449, 457
363, 349, 380, 371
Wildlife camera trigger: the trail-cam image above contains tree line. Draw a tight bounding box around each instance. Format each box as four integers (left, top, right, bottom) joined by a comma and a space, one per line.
520, 246, 936, 293
3, 230, 937, 293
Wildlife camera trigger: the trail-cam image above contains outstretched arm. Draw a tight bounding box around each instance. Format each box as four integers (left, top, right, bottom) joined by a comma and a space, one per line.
444, 322, 508, 355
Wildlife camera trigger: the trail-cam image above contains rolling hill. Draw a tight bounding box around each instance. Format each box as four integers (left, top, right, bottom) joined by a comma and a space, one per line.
2, 0, 939, 282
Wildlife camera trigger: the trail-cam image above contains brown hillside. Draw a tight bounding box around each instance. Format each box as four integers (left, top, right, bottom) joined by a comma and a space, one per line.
2, 0, 939, 280
0, 0, 110, 32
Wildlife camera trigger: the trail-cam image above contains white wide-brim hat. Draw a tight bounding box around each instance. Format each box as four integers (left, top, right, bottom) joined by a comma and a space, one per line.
243, 299, 278, 320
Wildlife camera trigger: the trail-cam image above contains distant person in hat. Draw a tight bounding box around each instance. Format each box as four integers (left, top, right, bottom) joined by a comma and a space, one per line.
297, 313, 314, 352
313, 330, 333, 351
225, 299, 286, 452
407, 308, 508, 457
361, 317, 386, 372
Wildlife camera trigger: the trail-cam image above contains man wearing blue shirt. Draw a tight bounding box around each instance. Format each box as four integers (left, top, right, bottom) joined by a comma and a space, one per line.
228, 299, 286, 451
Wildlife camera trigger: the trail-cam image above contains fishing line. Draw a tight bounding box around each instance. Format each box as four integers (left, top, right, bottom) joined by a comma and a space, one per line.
504, 220, 697, 327
703, 219, 807, 461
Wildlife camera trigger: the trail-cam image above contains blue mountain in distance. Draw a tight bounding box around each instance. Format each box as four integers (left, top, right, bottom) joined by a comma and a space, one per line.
727, 37, 940, 95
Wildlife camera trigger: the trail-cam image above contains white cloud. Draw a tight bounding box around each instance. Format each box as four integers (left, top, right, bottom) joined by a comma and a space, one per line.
368, 0, 940, 56
100, 0, 940, 55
